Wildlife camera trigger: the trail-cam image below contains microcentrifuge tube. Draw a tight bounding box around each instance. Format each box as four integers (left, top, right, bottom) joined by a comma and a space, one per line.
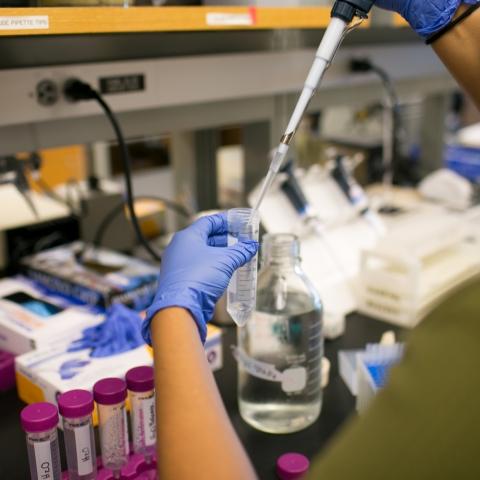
227, 208, 260, 327
58, 389, 97, 480
126, 366, 156, 463
21, 402, 62, 480
93, 378, 129, 479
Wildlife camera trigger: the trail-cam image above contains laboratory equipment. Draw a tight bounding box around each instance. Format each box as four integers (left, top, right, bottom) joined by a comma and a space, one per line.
236, 234, 323, 433
419, 169, 473, 211
356, 343, 404, 413
126, 366, 156, 463
330, 154, 385, 234
358, 213, 480, 327
276, 453, 310, 480
251, 0, 376, 216
21, 402, 61, 480
93, 378, 129, 479
227, 208, 260, 327
58, 390, 97, 480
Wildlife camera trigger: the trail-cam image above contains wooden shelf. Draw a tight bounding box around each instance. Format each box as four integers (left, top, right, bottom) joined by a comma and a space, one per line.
0, 6, 334, 36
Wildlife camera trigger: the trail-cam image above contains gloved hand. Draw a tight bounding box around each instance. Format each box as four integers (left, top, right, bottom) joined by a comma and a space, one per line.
374, 0, 479, 37
142, 212, 259, 344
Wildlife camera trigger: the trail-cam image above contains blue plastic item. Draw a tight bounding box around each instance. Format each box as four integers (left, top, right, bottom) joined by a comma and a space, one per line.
374, 0, 479, 37
142, 212, 258, 344
445, 144, 480, 182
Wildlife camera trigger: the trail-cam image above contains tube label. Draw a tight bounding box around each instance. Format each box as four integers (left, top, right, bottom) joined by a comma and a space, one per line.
142, 396, 156, 447
74, 424, 93, 476
34, 440, 54, 480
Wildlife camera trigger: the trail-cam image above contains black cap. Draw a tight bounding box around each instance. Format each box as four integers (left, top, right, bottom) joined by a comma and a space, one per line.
331, 0, 375, 22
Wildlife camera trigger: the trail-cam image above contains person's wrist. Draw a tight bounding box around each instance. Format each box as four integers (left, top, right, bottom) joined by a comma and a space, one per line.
142, 286, 209, 345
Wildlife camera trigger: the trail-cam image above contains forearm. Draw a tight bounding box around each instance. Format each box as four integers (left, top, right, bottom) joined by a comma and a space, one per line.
432, 5, 480, 109
151, 307, 257, 480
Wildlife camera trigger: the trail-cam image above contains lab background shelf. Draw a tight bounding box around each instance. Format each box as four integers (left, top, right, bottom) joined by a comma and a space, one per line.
0, 6, 413, 37
0, 6, 334, 36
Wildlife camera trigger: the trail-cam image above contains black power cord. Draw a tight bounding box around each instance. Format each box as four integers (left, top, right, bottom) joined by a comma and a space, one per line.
93, 195, 191, 249
64, 79, 162, 262
350, 58, 401, 185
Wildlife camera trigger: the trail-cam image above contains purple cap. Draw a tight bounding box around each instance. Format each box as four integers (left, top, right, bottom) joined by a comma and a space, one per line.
126, 366, 154, 393
58, 390, 94, 419
276, 453, 310, 480
93, 378, 127, 406
20, 402, 59, 433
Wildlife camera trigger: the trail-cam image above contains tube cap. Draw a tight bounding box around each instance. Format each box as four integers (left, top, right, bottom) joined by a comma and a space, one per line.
126, 366, 154, 393
276, 453, 310, 480
93, 378, 127, 406
58, 389, 94, 419
21, 402, 59, 433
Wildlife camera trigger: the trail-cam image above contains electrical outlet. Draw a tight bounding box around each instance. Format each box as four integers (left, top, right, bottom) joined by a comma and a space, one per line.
36, 79, 59, 106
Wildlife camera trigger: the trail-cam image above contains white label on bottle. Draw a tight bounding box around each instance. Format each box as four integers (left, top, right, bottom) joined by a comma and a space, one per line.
232, 346, 307, 393
0, 16, 49, 30
142, 395, 156, 447
232, 345, 283, 382
282, 367, 307, 393
34, 440, 54, 480
74, 424, 93, 476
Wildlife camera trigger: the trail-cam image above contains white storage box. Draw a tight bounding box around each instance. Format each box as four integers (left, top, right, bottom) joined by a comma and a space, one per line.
358, 215, 480, 327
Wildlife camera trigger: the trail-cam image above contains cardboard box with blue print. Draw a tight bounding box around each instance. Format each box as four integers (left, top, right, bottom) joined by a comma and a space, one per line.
20, 242, 158, 311
15, 322, 223, 407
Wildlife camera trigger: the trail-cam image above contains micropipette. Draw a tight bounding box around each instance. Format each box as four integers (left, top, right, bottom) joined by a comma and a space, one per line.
252, 0, 376, 216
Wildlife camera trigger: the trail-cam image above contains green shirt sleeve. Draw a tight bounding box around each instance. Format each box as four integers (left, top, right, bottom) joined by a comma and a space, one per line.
308, 278, 480, 480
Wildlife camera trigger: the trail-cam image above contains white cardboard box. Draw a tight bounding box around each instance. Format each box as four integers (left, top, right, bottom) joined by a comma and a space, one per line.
15, 322, 223, 408
0, 277, 101, 355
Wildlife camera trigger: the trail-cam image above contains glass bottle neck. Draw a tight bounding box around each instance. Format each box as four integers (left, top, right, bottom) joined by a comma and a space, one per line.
262, 234, 301, 272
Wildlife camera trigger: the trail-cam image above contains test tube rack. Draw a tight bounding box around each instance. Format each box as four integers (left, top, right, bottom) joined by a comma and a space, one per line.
61, 451, 157, 480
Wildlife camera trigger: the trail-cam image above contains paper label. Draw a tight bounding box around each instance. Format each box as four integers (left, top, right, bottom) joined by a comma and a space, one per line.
0, 16, 49, 31
123, 406, 130, 456
142, 395, 156, 447
206, 12, 254, 27
74, 424, 93, 476
34, 440, 54, 480
232, 346, 307, 393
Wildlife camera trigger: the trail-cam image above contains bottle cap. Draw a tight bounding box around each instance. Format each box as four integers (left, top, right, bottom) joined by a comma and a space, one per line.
20, 402, 59, 433
93, 378, 127, 405
58, 389, 94, 418
276, 453, 310, 480
126, 366, 154, 393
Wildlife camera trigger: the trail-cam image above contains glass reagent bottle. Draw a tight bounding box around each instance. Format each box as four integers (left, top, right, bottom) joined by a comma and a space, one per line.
237, 234, 323, 434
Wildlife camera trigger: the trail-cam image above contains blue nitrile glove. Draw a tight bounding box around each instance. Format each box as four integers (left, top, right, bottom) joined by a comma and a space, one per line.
68, 303, 144, 358
374, 0, 479, 37
142, 212, 259, 345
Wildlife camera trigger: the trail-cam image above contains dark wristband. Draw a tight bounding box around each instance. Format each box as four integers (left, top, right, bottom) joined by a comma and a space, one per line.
425, 4, 480, 45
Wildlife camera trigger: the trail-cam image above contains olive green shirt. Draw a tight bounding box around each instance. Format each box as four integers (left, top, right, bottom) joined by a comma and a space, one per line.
309, 278, 480, 480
